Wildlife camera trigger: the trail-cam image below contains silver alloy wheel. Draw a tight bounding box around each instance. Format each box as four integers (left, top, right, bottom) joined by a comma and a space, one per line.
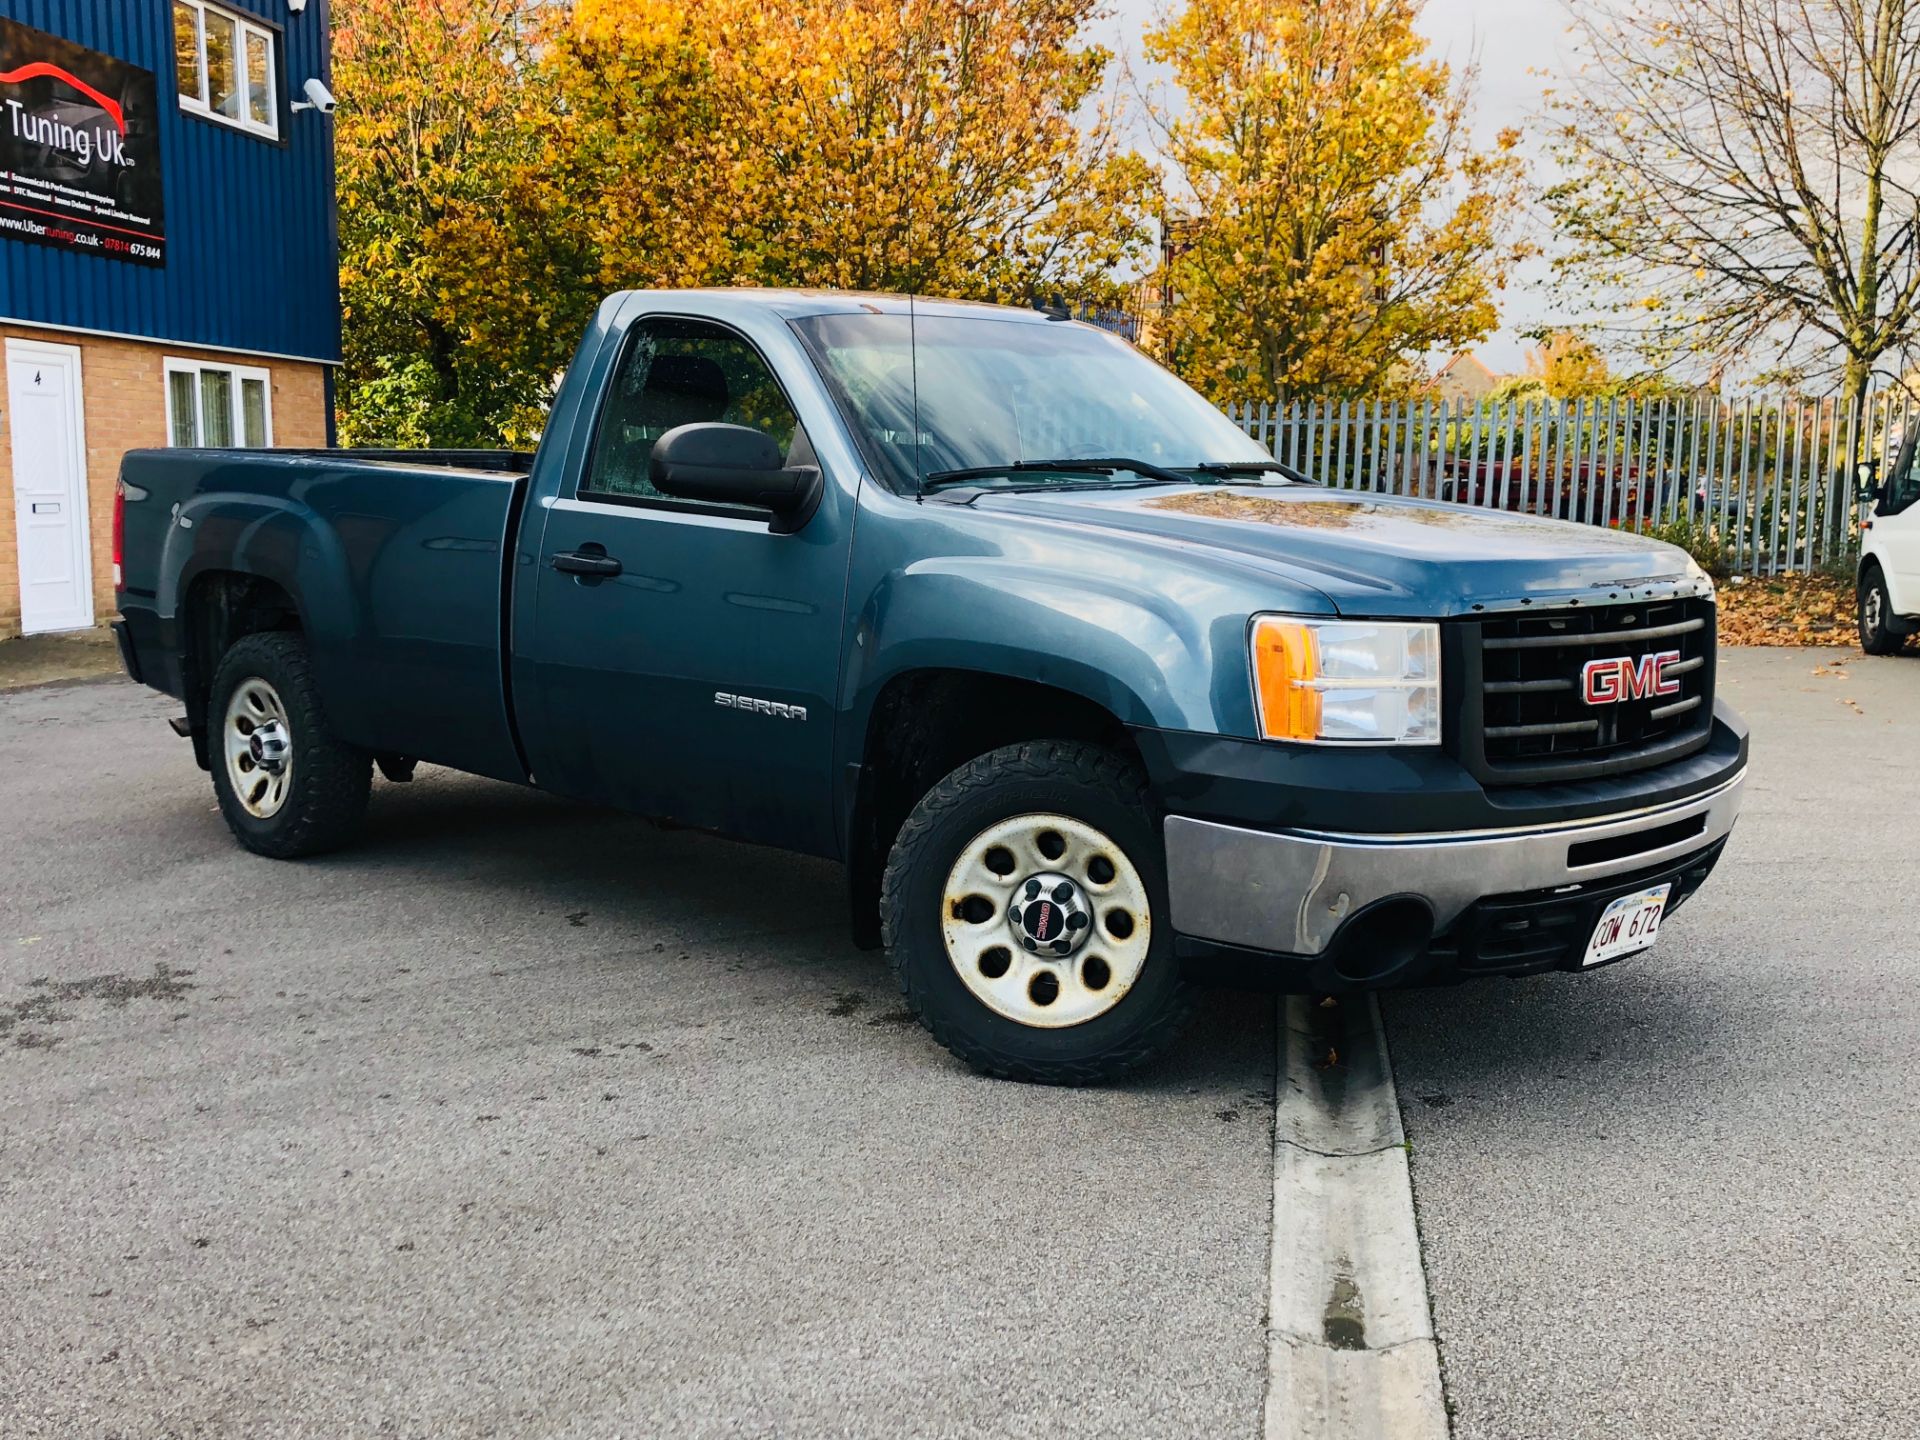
1865, 584, 1885, 632
223, 678, 294, 819
941, 812, 1152, 1029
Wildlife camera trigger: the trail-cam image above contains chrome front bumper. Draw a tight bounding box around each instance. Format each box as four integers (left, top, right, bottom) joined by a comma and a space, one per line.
1163, 768, 1746, 956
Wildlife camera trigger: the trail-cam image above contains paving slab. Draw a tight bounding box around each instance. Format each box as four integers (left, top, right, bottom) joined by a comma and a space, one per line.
0, 627, 121, 691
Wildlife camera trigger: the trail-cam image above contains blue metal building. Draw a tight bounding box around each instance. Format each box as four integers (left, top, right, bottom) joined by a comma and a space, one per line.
1, 0, 336, 637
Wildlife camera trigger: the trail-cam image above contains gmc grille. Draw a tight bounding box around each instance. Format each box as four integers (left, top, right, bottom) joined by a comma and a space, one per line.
1461, 596, 1717, 783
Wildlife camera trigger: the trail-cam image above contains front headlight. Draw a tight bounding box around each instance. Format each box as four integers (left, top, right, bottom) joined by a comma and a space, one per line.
1250, 616, 1441, 745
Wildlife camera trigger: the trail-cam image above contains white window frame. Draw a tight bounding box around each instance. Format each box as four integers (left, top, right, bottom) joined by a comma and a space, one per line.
174, 0, 279, 140
165, 358, 275, 449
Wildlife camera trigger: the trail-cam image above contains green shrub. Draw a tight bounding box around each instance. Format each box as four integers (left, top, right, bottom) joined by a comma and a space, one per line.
1626, 515, 1732, 582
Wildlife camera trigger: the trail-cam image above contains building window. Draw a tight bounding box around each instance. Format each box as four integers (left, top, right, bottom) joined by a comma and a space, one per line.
174, 1, 278, 139
166, 360, 273, 448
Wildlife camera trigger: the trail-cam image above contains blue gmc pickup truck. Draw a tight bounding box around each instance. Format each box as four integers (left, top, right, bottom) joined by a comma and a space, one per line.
113, 290, 1747, 1083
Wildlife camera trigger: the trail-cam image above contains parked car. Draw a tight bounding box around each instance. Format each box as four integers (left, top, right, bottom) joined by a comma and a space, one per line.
1660, 477, 1744, 529
1439, 458, 1671, 522
1859, 428, 1920, 653
1438, 464, 1742, 531
111, 290, 1748, 1083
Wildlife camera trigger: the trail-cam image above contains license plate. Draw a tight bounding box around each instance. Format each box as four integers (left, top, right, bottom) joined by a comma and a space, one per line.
1582, 884, 1672, 967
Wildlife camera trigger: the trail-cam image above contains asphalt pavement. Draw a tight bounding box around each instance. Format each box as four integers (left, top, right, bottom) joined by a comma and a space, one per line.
1388, 647, 1920, 1440
2, 647, 1916, 1439
0, 678, 1273, 1439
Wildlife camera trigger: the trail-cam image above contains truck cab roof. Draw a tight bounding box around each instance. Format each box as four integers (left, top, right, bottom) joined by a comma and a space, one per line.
608, 287, 1069, 326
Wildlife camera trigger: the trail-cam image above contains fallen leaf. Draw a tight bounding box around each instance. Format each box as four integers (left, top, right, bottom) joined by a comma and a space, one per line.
1718, 573, 1856, 646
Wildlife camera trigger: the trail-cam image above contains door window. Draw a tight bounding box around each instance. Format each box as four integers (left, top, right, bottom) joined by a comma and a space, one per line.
581, 318, 800, 506
1884, 429, 1920, 515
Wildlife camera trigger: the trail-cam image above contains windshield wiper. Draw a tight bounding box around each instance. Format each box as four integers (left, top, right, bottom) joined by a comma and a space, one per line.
1190, 459, 1314, 485
922, 457, 1198, 491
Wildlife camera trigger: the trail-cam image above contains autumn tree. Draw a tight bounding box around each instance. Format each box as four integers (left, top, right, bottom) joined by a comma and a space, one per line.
336, 0, 1155, 445
1525, 330, 1612, 397
1144, 0, 1527, 406
334, 0, 587, 446
1548, 0, 1920, 427
549, 0, 1154, 307
522, 2, 738, 298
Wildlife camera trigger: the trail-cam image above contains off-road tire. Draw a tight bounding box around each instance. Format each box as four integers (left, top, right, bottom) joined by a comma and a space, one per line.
880, 741, 1194, 1084
209, 632, 371, 858
1858, 563, 1906, 656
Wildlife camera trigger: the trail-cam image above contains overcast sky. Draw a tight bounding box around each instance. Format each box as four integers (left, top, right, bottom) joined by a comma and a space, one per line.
1098, 0, 1575, 372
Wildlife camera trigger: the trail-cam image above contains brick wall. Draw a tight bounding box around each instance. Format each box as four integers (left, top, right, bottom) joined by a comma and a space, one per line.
0, 325, 329, 639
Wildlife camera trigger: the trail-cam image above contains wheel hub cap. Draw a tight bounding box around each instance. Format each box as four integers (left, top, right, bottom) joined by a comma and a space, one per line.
223, 678, 293, 819
1009, 872, 1093, 957
940, 813, 1152, 1030
248, 721, 291, 775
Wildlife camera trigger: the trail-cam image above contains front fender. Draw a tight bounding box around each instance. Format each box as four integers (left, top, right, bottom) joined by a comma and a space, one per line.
836, 491, 1345, 779
841, 555, 1224, 738
1865, 538, 1918, 617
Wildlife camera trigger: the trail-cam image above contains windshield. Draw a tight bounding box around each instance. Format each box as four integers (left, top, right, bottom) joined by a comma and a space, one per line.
792, 312, 1276, 491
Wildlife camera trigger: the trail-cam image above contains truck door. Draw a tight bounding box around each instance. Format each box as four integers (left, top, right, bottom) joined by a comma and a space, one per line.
517, 314, 852, 856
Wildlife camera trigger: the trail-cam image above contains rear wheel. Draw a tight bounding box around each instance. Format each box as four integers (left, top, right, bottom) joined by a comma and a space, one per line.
1858, 564, 1906, 655
209, 632, 371, 858
881, 741, 1193, 1084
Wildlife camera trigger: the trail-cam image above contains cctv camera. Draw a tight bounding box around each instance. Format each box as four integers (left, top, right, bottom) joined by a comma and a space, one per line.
293, 78, 336, 114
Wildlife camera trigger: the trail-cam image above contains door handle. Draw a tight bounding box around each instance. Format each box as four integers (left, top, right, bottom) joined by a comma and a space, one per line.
551, 549, 623, 578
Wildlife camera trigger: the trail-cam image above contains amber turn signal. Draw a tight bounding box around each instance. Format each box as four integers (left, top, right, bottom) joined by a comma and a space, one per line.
1251, 618, 1323, 742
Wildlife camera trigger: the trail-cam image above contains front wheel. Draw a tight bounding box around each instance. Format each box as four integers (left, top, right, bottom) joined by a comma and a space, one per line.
1859, 565, 1906, 655
209, 632, 371, 858
881, 741, 1193, 1084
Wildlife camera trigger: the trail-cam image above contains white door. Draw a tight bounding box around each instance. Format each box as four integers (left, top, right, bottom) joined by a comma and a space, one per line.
6, 340, 93, 634
1872, 431, 1920, 614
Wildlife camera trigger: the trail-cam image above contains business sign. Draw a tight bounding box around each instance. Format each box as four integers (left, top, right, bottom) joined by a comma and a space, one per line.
0, 17, 164, 267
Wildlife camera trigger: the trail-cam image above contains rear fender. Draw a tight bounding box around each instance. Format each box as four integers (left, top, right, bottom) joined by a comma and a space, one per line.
165, 492, 356, 697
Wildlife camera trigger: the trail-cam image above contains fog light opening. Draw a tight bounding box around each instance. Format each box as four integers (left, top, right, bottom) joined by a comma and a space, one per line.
1332, 898, 1434, 985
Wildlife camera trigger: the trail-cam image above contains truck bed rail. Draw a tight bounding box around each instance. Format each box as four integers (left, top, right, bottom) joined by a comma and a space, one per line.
274, 447, 536, 474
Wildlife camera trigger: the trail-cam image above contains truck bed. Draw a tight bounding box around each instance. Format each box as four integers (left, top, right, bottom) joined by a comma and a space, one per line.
117, 446, 531, 783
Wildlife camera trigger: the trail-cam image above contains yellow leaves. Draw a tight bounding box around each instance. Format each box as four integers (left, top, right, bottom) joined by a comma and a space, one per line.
1147, 0, 1525, 406
337, 0, 1152, 444
550, 0, 1152, 298
1524, 330, 1610, 398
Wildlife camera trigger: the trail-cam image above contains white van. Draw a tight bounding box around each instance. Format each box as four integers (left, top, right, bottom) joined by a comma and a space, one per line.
1860, 430, 1920, 654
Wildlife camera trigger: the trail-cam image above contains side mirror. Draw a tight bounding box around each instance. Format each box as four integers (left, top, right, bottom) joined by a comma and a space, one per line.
1856, 458, 1883, 504
648, 422, 823, 534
